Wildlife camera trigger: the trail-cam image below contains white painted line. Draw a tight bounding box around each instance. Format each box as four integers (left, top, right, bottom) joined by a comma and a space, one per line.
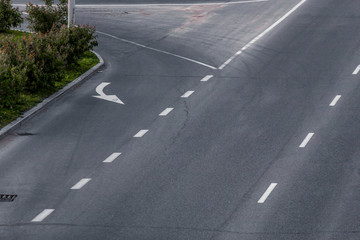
134, 129, 149, 138
299, 133, 314, 148
31, 209, 55, 222
219, 0, 307, 70
201, 75, 213, 82
71, 178, 91, 190
181, 91, 194, 98
71, 0, 269, 8
96, 31, 217, 70
329, 95, 341, 107
159, 108, 174, 116
103, 152, 121, 163
352, 65, 360, 75
258, 183, 277, 203
219, 51, 242, 69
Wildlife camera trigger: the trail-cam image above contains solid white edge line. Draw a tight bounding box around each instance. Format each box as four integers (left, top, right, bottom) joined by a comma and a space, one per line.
352, 65, 360, 75
201, 75, 214, 82
31, 209, 55, 222
329, 95, 341, 107
219, 0, 307, 69
103, 152, 122, 163
134, 129, 149, 138
299, 133, 314, 148
181, 91, 195, 98
71, 178, 91, 190
159, 108, 174, 116
258, 183, 277, 203
96, 31, 217, 70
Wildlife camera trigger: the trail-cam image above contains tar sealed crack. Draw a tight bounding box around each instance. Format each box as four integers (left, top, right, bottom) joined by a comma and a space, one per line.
15, 132, 36, 136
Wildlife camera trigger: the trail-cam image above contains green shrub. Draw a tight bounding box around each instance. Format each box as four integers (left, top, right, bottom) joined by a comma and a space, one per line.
0, 58, 25, 108
0, 0, 23, 32
26, 0, 67, 33
0, 34, 65, 93
52, 25, 98, 64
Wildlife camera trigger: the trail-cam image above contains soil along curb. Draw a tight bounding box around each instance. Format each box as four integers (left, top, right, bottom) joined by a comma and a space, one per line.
0, 51, 104, 138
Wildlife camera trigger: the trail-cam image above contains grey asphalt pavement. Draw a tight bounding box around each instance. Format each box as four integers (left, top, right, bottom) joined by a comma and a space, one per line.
2, 0, 360, 239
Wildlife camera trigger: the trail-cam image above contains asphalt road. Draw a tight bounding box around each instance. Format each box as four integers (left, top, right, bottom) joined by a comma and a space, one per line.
2, 0, 360, 239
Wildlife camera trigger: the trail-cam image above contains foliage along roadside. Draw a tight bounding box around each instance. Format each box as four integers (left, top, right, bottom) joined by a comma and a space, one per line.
0, 38, 99, 128
0, 0, 99, 129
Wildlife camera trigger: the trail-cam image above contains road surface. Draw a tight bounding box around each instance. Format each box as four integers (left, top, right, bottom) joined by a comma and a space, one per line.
2, 0, 360, 239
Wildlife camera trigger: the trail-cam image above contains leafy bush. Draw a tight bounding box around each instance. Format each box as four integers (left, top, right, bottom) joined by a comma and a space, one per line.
52, 24, 98, 64
0, 0, 23, 32
26, 0, 67, 33
0, 62, 25, 108
0, 34, 65, 93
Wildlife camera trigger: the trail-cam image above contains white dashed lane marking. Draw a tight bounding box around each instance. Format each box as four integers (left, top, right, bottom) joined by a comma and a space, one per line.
31, 209, 55, 222
258, 183, 277, 203
103, 152, 121, 163
329, 95, 341, 107
352, 65, 360, 75
71, 178, 91, 190
134, 129, 149, 138
159, 108, 174, 116
201, 75, 214, 82
299, 133, 314, 148
181, 91, 194, 98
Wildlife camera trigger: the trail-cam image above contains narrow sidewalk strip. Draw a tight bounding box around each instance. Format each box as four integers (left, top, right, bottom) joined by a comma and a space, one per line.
258, 183, 277, 203
31, 209, 55, 222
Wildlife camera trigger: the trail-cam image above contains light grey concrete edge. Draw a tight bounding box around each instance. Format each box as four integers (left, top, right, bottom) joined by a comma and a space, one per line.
0, 51, 104, 138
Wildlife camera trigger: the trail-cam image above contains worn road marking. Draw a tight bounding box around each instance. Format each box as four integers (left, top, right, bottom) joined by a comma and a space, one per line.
103, 152, 122, 163
353, 65, 360, 75
219, 0, 307, 69
134, 129, 149, 138
31, 209, 55, 222
181, 91, 194, 98
159, 108, 174, 116
258, 183, 277, 203
96, 31, 216, 70
299, 133, 314, 148
71, 178, 91, 190
329, 95, 341, 106
201, 75, 214, 82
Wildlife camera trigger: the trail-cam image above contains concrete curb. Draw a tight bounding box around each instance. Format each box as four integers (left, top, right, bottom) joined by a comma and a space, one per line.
0, 51, 104, 138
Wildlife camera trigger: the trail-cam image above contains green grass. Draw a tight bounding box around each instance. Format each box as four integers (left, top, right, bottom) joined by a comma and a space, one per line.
0, 29, 30, 40
0, 31, 99, 129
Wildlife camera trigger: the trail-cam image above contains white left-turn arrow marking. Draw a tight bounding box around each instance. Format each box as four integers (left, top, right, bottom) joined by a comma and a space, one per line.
93, 82, 124, 105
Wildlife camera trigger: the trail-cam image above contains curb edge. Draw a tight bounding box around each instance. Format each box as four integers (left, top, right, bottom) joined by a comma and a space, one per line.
0, 50, 105, 138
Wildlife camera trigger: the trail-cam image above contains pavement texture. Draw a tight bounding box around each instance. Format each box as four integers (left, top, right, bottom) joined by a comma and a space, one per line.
2, 0, 360, 239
